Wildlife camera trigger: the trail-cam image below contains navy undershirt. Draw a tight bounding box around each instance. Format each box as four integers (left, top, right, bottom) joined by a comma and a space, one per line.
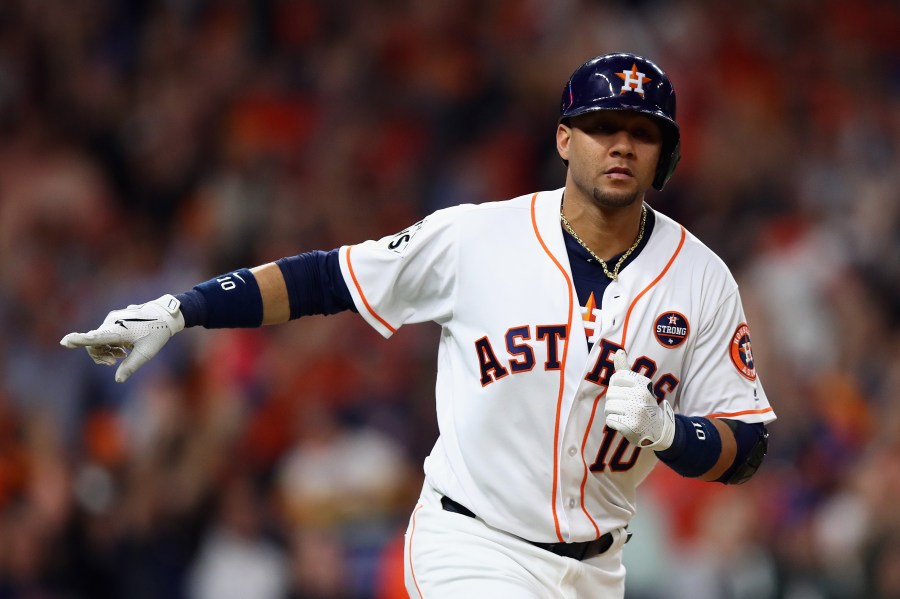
563, 206, 656, 349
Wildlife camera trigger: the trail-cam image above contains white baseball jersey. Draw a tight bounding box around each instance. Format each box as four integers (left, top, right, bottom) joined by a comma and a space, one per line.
338, 188, 775, 545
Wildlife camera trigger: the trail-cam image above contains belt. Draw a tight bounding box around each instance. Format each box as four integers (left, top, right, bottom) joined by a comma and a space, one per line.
440, 496, 626, 561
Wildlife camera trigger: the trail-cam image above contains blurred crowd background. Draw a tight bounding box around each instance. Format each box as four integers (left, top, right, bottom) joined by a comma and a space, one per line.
1, 0, 899, 598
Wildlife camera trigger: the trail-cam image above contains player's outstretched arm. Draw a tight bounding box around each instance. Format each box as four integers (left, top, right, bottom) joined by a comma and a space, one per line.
59, 263, 289, 382
60, 253, 345, 383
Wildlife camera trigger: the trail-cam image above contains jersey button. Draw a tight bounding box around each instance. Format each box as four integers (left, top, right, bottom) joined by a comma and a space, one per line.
568, 498, 576, 508
567, 446, 577, 456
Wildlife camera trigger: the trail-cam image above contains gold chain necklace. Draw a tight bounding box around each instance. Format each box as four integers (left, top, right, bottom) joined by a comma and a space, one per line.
560, 203, 647, 280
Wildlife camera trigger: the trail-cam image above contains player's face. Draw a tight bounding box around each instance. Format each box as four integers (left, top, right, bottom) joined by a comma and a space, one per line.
557, 111, 662, 209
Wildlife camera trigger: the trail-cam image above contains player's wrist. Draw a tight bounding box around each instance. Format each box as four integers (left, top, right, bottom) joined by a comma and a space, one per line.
175, 289, 206, 328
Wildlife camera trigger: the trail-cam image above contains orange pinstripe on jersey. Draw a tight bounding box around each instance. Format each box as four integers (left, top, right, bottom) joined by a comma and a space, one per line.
408, 503, 425, 598
579, 389, 606, 539
346, 246, 398, 334
707, 407, 774, 419
620, 225, 686, 348
531, 193, 573, 544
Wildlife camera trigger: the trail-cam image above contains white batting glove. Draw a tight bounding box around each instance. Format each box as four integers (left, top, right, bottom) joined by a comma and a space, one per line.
60, 294, 184, 383
604, 349, 676, 451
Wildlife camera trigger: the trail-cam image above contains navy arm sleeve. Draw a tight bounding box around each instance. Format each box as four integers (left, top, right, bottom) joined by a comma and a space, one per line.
176, 249, 356, 328
276, 249, 357, 318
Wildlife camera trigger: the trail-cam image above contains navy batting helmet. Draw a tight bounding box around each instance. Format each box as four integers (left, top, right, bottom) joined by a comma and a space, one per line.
559, 53, 680, 191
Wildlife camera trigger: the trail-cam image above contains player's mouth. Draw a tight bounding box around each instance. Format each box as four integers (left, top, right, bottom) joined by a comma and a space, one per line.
604, 166, 634, 181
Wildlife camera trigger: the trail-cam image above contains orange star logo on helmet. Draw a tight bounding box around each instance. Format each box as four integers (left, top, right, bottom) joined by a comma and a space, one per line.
617, 64, 652, 97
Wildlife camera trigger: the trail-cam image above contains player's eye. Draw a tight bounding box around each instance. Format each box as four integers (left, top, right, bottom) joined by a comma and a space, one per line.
630, 126, 660, 143
584, 121, 614, 134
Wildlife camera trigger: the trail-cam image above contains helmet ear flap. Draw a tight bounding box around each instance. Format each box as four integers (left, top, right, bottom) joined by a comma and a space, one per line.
653, 137, 681, 191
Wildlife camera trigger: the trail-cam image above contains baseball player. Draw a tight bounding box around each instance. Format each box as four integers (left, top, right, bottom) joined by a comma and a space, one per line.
62, 53, 774, 598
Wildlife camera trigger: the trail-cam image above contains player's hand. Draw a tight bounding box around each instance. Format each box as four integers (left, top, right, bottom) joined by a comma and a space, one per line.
604, 349, 675, 451
60, 294, 185, 383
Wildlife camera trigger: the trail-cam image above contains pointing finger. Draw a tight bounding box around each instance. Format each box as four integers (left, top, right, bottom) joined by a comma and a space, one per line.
60, 330, 127, 348
60, 332, 85, 348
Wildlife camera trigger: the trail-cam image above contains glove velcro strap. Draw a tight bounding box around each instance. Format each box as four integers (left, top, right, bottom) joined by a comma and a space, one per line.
640, 400, 676, 451
150, 294, 185, 333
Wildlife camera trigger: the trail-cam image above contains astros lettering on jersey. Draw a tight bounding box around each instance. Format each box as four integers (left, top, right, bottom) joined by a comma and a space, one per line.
339, 189, 775, 544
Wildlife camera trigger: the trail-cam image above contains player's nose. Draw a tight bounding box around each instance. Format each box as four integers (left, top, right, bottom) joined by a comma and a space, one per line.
608, 130, 636, 157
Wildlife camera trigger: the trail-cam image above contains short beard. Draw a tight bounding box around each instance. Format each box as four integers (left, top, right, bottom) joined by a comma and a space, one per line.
591, 187, 641, 210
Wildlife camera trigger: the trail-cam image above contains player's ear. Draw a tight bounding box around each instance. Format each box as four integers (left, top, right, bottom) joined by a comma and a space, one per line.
556, 123, 572, 161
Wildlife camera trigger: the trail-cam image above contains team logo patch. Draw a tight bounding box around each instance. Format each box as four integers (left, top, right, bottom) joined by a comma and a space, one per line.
729, 323, 757, 380
654, 311, 689, 348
